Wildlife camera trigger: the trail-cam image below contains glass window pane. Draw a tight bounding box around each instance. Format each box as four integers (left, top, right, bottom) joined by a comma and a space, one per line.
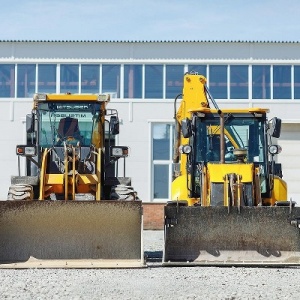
294, 66, 300, 99
0, 64, 15, 97
102, 65, 120, 98
38, 64, 56, 93
209, 65, 227, 99
188, 65, 207, 76
273, 65, 291, 99
252, 65, 270, 99
124, 65, 142, 98
17, 64, 36, 98
60, 64, 79, 93
166, 65, 184, 99
230, 65, 248, 99
153, 165, 169, 199
81, 65, 99, 93
153, 124, 171, 160
145, 65, 163, 99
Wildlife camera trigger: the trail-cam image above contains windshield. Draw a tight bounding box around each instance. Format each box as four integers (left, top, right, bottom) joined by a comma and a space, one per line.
194, 113, 267, 192
38, 102, 101, 147
195, 114, 265, 163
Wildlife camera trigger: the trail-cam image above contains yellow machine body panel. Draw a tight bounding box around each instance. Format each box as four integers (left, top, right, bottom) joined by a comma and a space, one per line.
189, 107, 270, 115
171, 175, 198, 206
207, 163, 253, 183
45, 174, 64, 185
272, 176, 288, 201
43, 94, 105, 101
263, 176, 288, 206
171, 175, 189, 201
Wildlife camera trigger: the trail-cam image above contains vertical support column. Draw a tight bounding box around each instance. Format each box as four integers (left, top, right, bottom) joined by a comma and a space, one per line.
64, 147, 69, 200
96, 148, 101, 201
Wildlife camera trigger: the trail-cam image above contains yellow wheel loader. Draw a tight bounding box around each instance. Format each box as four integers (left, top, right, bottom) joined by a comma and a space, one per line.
163, 72, 300, 266
1, 93, 144, 268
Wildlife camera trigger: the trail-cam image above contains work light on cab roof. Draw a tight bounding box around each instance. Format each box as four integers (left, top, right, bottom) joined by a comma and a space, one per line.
33, 93, 111, 102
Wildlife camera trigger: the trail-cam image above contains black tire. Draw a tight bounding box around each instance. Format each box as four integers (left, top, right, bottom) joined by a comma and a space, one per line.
7, 184, 33, 201
110, 184, 138, 201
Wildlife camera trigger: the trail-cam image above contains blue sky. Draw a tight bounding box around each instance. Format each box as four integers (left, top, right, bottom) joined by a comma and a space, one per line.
1, 0, 300, 41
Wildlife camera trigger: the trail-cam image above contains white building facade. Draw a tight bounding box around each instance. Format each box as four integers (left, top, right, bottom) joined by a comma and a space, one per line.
0, 40, 300, 202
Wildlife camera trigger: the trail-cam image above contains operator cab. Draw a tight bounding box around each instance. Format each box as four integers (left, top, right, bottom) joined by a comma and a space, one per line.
189, 111, 270, 196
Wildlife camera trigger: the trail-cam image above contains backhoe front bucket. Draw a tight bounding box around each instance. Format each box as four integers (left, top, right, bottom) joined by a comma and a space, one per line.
0, 200, 144, 268
163, 206, 300, 266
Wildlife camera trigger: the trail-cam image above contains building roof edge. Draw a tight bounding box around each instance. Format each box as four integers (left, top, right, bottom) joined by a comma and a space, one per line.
0, 40, 299, 44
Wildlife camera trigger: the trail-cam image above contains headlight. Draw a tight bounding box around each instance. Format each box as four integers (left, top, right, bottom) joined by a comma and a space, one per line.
269, 145, 282, 155
179, 145, 192, 154
16, 145, 36, 156
110, 146, 129, 158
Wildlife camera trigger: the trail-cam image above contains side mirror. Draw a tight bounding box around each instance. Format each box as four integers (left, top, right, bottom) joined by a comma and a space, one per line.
26, 114, 34, 133
181, 118, 192, 138
110, 116, 119, 135
269, 117, 281, 138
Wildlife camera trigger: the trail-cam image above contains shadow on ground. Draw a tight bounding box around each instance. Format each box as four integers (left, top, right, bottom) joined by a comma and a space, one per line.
144, 251, 163, 262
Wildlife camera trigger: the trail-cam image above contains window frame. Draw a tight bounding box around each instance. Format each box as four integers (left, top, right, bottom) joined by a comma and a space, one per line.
150, 121, 175, 201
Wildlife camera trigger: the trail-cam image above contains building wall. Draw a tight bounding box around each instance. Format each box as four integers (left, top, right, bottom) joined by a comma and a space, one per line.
277, 123, 300, 202
143, 203, 165, 230
1, 100, 31, 198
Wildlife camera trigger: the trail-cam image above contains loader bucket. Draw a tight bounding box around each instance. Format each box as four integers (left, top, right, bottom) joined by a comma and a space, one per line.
0, 200, 144, 268
163, 206, 300, 266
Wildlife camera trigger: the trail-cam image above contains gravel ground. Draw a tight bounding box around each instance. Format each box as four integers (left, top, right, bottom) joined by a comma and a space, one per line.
1, 230, 300, 300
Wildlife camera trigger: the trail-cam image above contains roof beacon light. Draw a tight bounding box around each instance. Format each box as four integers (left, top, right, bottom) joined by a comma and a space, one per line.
97, 94, 110, 102
33, 93, 47, 101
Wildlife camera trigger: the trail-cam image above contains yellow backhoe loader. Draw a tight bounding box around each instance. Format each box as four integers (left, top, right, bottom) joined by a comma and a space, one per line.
0, 93, 144, 268
163, 72, 300, 266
